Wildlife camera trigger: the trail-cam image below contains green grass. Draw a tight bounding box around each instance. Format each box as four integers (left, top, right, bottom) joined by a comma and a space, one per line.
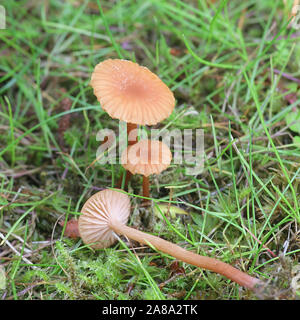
0, 0, 300, 300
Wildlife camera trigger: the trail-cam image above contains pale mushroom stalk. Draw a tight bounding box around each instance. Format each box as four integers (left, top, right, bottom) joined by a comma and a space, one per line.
78, 190, 263, 291
110, 221, 262, 290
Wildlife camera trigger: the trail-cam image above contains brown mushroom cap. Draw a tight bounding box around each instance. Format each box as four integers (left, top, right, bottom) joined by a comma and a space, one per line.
78, 189, 130, 249
121, 139, 172, 177
90, 59, 175, 125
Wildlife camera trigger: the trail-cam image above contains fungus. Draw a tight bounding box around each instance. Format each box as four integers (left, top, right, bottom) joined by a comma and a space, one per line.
121, 139, 172, 200
90, 59, 175, 188
90, 59, 175, 126
78, 189, 263, 291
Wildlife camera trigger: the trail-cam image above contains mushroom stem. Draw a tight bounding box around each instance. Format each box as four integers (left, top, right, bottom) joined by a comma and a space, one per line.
124, 122, 138, 189
117, 123, 138, 189
142, 175, 150, 200
127, 122, 138, 145
111, 222, 262, 291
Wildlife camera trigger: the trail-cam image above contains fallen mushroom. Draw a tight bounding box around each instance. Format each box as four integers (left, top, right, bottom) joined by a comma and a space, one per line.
90, 59, 175, 188
121, 139, 172, 200
78, 189, 263, 291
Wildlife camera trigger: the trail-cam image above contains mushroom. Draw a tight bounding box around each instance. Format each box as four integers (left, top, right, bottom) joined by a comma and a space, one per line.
121, 139, 172, 200
90, 59, 175, 187
78, 189, 263, 291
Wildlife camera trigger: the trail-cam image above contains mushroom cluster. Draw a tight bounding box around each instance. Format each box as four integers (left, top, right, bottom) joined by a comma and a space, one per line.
62, 59, 266, 294
90, 59, 175, 199
78, 189, 263, 291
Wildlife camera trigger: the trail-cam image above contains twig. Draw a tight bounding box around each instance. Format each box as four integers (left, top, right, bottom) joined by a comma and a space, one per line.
0, 232, 37, 269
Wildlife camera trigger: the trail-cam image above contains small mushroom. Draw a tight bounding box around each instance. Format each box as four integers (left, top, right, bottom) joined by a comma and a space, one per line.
78, 189, 263, 291
90, 59, 175, 126
90, 59, 175, 187
121, 139, 172, 200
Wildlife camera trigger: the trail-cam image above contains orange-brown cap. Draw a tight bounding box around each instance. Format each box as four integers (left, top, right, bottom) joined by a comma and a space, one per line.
121, 139, 172, 177
90, 59, 175, 125
78, 189, 130, 249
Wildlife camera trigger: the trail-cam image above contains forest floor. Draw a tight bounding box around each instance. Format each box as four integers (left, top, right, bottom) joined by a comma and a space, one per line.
0, 0, 300, 300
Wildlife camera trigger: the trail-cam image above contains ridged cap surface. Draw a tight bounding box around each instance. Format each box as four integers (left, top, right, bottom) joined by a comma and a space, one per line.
78, 189, 130, 249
